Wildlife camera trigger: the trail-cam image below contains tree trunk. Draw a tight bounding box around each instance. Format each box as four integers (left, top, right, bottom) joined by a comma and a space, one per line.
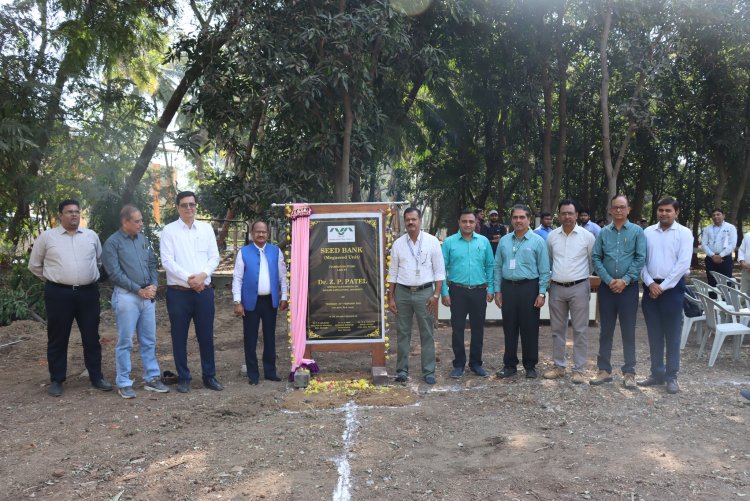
599, 1, 616, 200
541, 66, 553, 213
551, 46, 569, 213
121, 16, 241, 204
334, 91, 354, 202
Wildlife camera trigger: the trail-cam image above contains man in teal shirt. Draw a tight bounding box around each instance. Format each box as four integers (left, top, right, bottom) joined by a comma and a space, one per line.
441, 210, 495, 378
493, 204, 551, 379
590, 194, 646, 388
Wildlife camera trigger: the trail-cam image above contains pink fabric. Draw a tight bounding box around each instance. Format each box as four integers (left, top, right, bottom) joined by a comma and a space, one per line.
290, 204, 316, 373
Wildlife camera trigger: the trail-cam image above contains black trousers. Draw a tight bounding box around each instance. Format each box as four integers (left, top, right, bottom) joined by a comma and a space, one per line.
501, 279, 540, 370
705, 255, 733, 287
242, 295, 278, 380
45, 283, 103, 383
448, 285, 487, 369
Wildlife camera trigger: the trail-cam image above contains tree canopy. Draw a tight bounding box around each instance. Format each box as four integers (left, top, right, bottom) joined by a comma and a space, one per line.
1, 0, 749, 248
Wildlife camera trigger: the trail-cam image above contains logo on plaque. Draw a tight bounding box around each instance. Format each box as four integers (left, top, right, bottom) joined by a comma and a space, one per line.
328, 225, 355, 242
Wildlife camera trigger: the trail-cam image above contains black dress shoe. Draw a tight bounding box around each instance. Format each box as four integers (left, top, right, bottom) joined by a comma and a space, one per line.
636, 376, 664, 387
666, 380, 680, 394
525, 368, 538, 379
48, 381, 63, 397
203, 376, 224, 391
265, 375, 282, 382
91, 378, 113, 391
496, 367, 517, 378
248, 377, 259, 385
177, 380, 190, 393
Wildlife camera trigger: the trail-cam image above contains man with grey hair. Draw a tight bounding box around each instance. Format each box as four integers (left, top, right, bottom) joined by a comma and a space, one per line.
103, 205, 169, 399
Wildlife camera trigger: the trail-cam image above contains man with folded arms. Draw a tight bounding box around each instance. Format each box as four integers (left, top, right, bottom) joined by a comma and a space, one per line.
28, 199, 112, 396
102, 205, 169, 399
638, 197, 692, 395
440, 210, 494, 379
543, 200, 595, 384
494, 204, 551, 379
590, 194, 646, 389
388, 207, 446, 385
160, 191, 223, 393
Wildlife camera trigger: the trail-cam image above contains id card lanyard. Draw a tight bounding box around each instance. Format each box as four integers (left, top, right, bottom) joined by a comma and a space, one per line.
408, 232, 423, 276
510, 233, 526, 270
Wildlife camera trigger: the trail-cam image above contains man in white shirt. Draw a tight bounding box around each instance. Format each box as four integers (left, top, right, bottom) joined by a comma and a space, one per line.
543, 200, 595, 384
232, 221, 288, 385
638, 197, 693, 395
160, 191, 222, 393
701, 207, 737, 288
738, 231, 750, 294
387, 207, 446, 384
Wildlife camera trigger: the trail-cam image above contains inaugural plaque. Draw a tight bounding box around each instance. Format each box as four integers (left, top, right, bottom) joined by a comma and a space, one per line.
307, 213, 384, 342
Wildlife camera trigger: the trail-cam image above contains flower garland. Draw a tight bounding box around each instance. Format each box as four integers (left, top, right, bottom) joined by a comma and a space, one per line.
304, 377, 392, 396
383, 206, 395, 361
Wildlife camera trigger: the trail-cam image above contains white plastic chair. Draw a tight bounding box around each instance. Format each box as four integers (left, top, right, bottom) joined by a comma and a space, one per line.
695, 292, 750, 367
681, 290, 706, 349
718, 284, 750, 326
710, 271, 740, 289
693, 279, 732, 311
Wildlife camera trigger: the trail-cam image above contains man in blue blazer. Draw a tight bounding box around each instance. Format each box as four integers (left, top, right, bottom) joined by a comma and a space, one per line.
232, 221, 289, 384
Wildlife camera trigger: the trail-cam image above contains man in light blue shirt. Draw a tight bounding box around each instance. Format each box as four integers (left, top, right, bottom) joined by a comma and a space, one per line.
534, 212, 554, 241
493, 204, 551, 379
441, 210, 495, 378
590, 194, 646, 389
580, 208, 601, 237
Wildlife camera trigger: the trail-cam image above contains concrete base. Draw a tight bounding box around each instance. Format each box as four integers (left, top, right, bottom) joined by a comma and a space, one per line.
294, 370, 310, 388
372, 366, 389, 386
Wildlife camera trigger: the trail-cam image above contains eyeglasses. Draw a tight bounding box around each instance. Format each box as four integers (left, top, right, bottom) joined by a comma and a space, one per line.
611, 206, 628, 211
63, 210, 80, 215
179, 202, 197, 209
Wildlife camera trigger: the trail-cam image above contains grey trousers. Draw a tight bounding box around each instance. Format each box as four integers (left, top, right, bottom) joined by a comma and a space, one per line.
548, 280, 590, 372
395, 285, 436, 377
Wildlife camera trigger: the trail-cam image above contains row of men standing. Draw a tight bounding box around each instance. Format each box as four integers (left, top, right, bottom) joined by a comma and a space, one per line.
387, 195, 692, 394
28, 192, 285, 398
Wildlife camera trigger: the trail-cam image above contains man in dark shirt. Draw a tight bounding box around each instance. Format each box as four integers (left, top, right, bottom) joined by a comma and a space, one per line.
481, 209, 506, 255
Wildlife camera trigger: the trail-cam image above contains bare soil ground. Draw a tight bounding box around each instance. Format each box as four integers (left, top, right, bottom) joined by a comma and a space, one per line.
1, 283, 749, 500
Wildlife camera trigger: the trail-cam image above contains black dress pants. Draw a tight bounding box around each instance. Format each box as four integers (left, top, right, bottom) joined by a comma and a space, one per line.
449, 285, 487, 369
45, 282, 103, 383
501, 279, 540, 370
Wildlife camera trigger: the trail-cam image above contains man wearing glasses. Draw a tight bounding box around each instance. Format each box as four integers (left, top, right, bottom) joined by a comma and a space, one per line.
160, 191, 223, 393
590, 195, 646, 389
29, 199, 112, 396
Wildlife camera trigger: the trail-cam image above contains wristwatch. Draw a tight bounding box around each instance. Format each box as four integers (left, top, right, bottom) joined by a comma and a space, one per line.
538, 293, 546, 298
433, 294, 440, 299
233, 300, 242, 305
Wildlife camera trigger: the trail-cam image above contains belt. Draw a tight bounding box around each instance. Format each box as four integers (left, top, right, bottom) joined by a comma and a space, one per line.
448, 282, 487, 290
552, 278, 588, 288
47, 281, 97, 290
397, 283, 433, 291
653, 279, 664, 284
502, 278, 536, 285
168, 283, 214, 292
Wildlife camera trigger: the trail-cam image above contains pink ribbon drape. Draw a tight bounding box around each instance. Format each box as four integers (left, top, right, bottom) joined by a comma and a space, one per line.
289, 204, 317, 376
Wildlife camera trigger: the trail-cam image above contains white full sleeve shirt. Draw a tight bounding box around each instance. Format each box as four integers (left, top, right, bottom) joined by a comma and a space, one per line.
160, 218, 220, 287
641, 222, 693, 290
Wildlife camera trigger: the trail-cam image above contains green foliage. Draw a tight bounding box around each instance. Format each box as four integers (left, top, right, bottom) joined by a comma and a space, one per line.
0, 255, 45, 326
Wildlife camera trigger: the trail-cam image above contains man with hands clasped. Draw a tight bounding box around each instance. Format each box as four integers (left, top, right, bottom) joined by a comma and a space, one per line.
440, 210, 494, 379
493, 204, 551, 379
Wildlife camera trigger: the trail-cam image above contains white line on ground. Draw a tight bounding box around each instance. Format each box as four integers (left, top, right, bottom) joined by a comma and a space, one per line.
332, 401, 358, 501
